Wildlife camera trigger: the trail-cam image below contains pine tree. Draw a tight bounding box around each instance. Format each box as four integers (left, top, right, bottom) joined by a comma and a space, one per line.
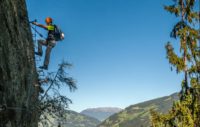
151, 0, 200, 126
37, 61, 77, 127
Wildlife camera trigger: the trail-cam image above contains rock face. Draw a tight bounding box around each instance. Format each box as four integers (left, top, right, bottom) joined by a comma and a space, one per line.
0, 0, 38, 127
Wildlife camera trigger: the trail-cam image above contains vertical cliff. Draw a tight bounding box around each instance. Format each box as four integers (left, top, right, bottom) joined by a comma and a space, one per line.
0, 0, 38, 126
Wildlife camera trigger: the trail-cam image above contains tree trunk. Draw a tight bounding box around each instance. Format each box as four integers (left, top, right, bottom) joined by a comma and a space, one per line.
0, 0, 39, 126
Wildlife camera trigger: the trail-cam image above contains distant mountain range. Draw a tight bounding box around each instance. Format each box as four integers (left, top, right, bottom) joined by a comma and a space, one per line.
38, 93, 179, 127
39, 110, 100, 127
81, 107, 122, 121
98, 93, 179, 127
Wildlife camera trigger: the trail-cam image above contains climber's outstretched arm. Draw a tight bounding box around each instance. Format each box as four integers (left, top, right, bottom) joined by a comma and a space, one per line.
32, 22, 47, 30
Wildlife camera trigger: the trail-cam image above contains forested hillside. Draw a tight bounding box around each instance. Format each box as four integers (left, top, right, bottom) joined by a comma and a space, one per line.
98, 93, 178, 127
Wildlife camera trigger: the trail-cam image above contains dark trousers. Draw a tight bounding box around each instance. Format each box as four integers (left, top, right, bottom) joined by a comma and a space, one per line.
37, 39, 56, 67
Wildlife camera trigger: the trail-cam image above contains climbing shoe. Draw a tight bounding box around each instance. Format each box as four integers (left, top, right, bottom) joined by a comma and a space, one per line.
35, 52, 42, 56
39, 65, 48, 70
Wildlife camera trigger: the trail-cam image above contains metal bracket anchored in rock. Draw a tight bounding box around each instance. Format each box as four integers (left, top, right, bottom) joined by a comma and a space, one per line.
0, 105, 7, 112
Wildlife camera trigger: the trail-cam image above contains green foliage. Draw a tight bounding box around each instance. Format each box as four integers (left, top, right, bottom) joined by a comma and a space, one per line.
35, 61, 77, 126
151, 0, 200, 126
98, 93, 178, 127
165, 42, 185, 73
151, 95, 195, 127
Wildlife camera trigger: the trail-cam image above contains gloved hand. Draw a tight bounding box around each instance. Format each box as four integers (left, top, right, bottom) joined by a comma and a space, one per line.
32, 22, 38, 25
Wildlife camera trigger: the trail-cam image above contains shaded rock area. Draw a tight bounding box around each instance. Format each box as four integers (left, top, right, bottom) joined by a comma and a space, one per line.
0, 0, 38, 126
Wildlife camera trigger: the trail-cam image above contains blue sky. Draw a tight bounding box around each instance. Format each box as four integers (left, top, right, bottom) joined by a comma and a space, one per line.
26, 0, 198, 112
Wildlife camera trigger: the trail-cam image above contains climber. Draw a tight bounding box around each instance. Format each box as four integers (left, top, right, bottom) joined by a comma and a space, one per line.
31, 17, 56, 70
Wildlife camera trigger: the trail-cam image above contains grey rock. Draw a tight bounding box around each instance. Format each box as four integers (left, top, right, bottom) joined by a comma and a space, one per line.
0, 0, 38, 127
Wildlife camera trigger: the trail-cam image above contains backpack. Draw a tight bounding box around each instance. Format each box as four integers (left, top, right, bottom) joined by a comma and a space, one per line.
54, 25, 64, 41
